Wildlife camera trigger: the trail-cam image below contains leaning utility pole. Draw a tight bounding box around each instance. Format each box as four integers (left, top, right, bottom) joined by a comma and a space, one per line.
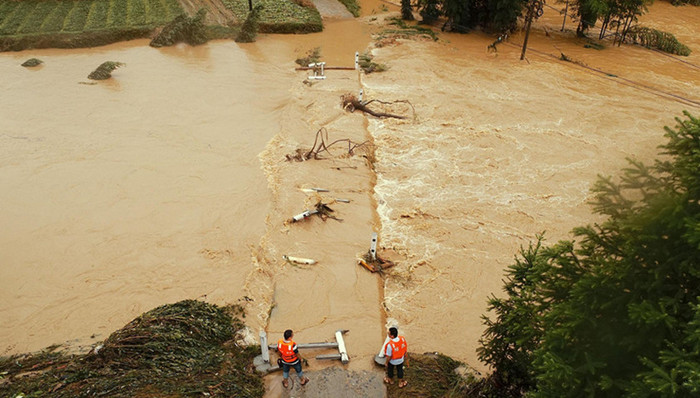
520, 0, 545, 60
520, 3, 535, 60
561, 0, 569, 31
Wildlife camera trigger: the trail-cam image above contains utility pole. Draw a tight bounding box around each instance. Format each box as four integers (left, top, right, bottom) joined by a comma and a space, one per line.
520, 0, 544, 61
561, 0, 568, 31
520, 1, 535, 60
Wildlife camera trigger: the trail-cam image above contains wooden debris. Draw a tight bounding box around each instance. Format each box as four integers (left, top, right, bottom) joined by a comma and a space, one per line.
358, 252, 396, 273
341, 93, 415, 120
285, 127, 370, 161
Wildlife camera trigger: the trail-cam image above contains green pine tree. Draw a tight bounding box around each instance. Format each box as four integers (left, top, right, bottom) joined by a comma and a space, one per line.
478, 112, 700, 397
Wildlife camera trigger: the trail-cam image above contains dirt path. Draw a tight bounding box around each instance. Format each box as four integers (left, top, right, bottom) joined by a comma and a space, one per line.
266, 367, 385, 397
177, 0, 237, 25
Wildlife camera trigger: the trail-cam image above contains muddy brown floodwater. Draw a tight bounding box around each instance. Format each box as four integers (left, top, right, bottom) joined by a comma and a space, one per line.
1, 0, 699, 395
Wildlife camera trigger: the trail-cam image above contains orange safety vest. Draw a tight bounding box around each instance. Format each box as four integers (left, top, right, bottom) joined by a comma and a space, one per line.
386, 336, 407, 360
277, 339, 299, 363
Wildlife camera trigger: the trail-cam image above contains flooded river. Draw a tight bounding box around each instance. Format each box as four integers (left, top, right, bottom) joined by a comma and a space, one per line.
1, 0, 698, 387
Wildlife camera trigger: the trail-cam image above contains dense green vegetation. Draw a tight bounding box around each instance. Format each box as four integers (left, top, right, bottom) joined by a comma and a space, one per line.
223, 0, 322, 33
235, 4, 262, 42
627, 25, 691, 55
150, 9, 209, 47
0, 0, 183, 50
0, 0, 182, 35
478, 112, 700, 397
0, 300, 264, 397
0, 0, 322, 50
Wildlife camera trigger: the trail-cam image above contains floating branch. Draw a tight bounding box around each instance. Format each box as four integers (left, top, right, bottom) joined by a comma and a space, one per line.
285, 127, 370, 161
341, 93, 414, 120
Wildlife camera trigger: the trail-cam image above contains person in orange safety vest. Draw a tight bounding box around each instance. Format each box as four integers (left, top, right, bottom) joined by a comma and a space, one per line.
277, 329, 309, 388
384, 327, 408, 388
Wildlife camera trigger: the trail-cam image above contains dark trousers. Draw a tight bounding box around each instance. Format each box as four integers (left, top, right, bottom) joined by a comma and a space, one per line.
387, 362, 404, 379
282, 362, 303, 378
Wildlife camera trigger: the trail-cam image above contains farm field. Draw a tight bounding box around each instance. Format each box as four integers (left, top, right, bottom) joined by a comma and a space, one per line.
222, 0, 322, 33
0, 0, 183, 36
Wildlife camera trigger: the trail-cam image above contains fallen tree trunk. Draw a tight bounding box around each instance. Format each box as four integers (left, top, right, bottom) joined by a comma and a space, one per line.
341, 94, 410, 119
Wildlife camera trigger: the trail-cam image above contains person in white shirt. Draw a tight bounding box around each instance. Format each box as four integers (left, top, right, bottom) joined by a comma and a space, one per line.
384, 327, 408, 388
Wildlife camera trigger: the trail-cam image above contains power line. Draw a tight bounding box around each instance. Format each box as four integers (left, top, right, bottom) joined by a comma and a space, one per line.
502, 41, 700, 108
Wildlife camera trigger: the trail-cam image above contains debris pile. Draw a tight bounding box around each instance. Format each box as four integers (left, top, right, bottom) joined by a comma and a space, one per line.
0, 300, 264, 397
285, 128, 370, 161
358, 251, 396, 273
341, 93, 415, 120
289, 200, 342, 224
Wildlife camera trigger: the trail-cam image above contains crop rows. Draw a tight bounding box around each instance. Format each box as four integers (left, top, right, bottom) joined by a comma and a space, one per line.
0, 0, 183, 36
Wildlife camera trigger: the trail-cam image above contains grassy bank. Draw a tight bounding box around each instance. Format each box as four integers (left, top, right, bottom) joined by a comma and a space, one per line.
385, 353, 485, 397
0, 300, 264, 397
0, 0, 183, 50
0, 0, 322, 51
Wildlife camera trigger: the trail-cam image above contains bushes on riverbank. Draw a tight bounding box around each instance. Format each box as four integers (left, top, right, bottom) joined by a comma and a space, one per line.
0, 300, 264, 397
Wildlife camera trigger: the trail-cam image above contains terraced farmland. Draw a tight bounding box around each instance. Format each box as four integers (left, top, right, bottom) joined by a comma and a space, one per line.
0, 0, 184, 36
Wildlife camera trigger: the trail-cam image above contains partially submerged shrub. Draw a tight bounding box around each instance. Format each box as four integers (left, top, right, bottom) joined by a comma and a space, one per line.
358, 52, 387, 73
381, 17, 438, 41
236, 4, 263, 43
295, 47, 321, 66
150, 9, 209, 47
88, 61, 125, 80
21, 58, 43, 67
626, 25, 691, 56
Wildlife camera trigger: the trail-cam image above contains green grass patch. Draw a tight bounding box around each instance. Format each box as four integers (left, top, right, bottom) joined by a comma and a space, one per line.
39, 0, 73, 32
126, 0, 147, 26
0, 1, 36, 35
84, 0, 109, 30
0, 300, 264, 398
223, 0, 322, 33
17, 1, 56, 34
62, 0, 91, 32
106, 0, 128, 28
0, 0, 183, 35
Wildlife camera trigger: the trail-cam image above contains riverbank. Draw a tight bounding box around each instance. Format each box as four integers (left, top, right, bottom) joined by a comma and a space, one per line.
0, 0, 324, 52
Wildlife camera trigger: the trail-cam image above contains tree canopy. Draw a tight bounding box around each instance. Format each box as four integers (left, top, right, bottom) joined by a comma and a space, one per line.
478, 112, 700, 397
